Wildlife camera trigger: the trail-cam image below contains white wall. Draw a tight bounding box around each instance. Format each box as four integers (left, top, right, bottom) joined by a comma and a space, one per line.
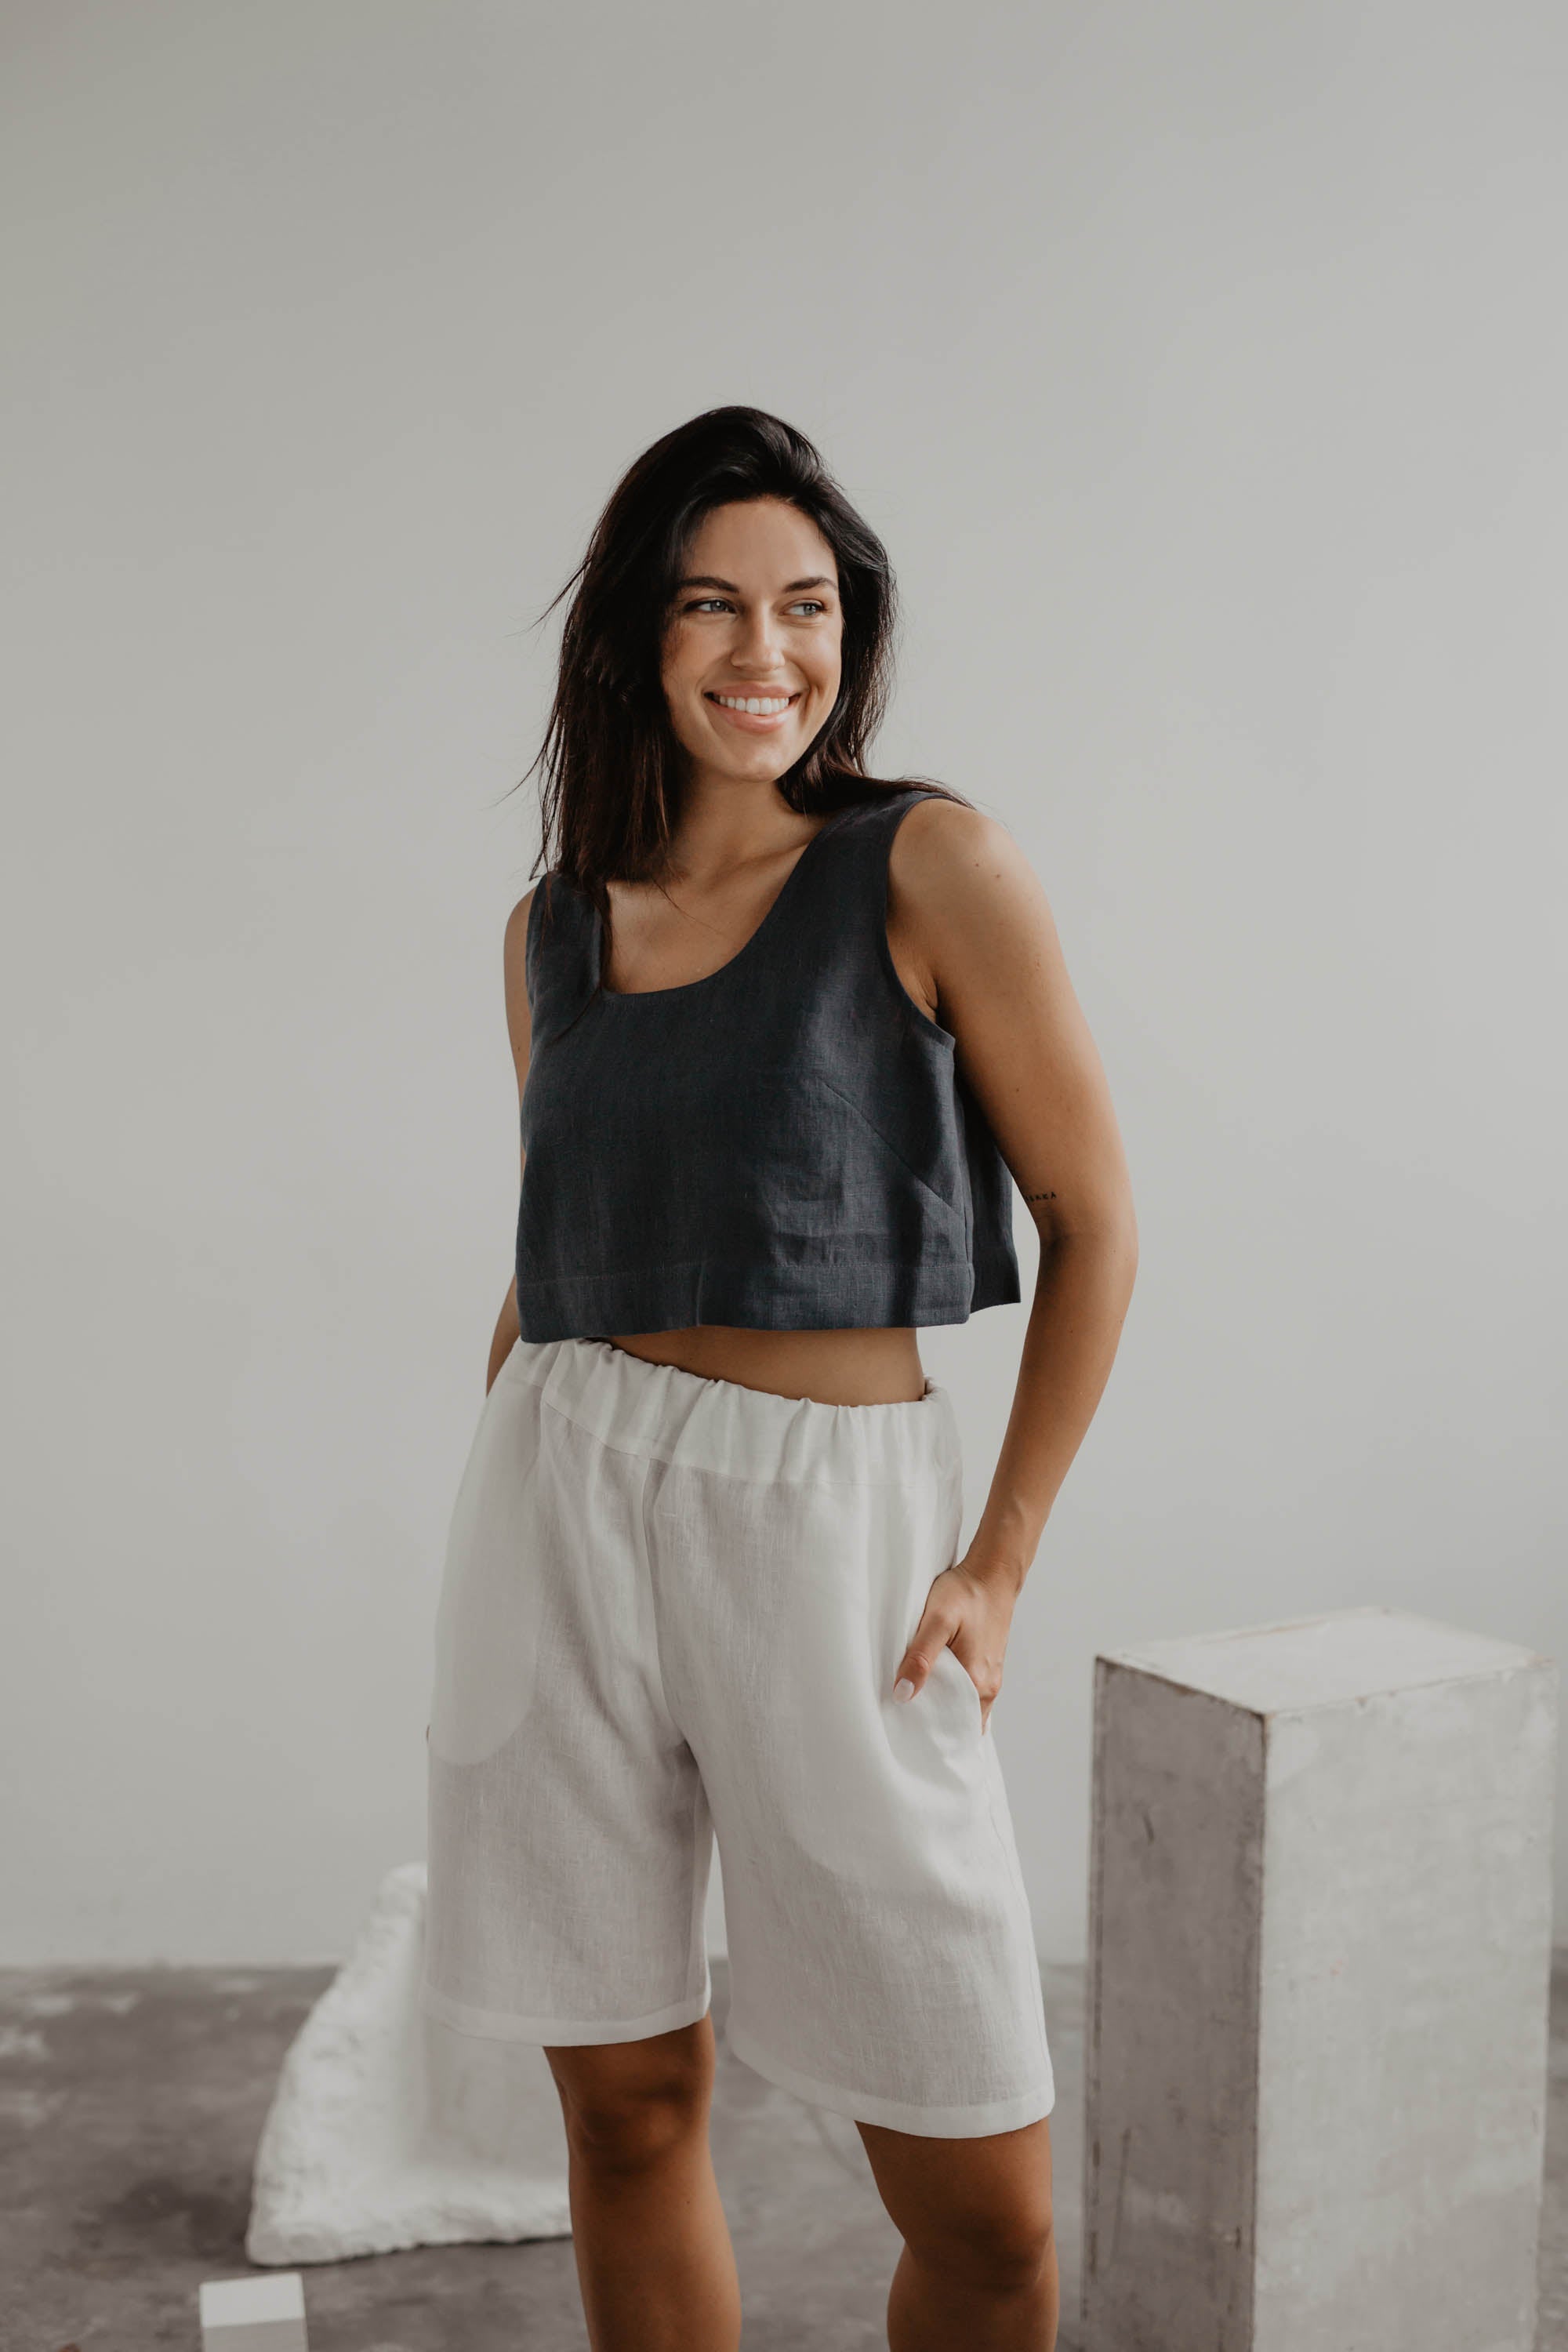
5, 0, 1563, 1964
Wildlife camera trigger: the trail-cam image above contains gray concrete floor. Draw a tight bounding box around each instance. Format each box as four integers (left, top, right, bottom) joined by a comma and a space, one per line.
1, 1955, 1563, 2350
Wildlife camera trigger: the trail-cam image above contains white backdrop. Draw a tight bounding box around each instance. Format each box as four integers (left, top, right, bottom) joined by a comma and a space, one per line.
5, 0, 1564, 1964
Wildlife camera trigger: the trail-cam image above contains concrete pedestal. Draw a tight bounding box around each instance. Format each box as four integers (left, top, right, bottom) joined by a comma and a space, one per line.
1082, 1606, 1556, 2352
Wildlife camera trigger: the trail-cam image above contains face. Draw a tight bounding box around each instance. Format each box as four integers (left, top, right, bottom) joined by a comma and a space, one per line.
659, 497, 844, 793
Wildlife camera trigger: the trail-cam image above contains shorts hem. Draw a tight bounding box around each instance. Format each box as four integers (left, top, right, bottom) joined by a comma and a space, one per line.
420, 1975, 713, 2047
724, 2016, 1056, 2139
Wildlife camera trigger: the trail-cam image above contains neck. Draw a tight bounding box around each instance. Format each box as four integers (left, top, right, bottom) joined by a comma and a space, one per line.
663, 779, 816, 877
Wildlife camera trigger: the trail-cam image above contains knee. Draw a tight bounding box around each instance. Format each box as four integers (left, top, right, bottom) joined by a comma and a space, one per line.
551, 2049, 711, 2178
916, 2197, 1055, 2296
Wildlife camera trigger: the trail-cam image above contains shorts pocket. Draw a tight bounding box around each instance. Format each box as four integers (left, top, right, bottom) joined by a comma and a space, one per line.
428, 1377, 546, 1767
931, 1641, 987, 1743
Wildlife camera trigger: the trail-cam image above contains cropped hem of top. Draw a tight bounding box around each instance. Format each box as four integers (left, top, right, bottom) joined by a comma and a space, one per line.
516, 785, 1022, 1342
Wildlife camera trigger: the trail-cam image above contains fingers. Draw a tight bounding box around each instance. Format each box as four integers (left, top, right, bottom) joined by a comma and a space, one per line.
893, 1609, 959, 1704
894, 1566, 1010, 1723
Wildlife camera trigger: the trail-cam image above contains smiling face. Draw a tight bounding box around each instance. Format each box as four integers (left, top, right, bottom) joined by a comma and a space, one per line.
659, 497, 844, 794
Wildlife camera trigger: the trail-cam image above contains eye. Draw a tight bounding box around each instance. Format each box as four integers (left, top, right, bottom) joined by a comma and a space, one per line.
790, 600, 828, 616
684, 597, 733, 614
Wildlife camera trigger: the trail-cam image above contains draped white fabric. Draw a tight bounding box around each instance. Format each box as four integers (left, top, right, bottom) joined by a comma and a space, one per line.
247, 1864, 570, 2266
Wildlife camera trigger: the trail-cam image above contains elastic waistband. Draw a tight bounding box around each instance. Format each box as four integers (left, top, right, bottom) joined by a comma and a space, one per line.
496, 1336, 961, 1490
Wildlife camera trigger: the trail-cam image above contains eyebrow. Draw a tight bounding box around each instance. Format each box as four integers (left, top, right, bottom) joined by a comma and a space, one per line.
674, 574, 837, 595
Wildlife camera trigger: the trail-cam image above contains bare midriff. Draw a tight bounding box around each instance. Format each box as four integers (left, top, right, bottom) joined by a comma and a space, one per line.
604, 1323, 927, 1406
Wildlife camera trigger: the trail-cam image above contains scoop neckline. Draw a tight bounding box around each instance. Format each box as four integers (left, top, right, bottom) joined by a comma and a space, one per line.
592, 801, 858, 1004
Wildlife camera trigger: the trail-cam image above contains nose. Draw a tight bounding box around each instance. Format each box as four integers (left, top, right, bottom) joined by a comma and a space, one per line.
728, 608, 789, 674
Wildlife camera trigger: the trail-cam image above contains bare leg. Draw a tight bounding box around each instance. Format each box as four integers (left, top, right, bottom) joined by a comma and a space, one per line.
858, 2114, 1058, 2352
545, 2015, 741, 2352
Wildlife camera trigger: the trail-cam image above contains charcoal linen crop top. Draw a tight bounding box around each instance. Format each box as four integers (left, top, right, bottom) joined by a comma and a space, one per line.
515, 785, 1021, 1341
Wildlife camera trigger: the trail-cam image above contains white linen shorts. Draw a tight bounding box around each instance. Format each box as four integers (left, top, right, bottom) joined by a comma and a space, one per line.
421, 1334, 1054, 2139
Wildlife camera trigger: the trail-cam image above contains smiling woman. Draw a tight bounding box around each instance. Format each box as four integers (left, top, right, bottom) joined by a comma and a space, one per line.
425, 405, 1138, 2352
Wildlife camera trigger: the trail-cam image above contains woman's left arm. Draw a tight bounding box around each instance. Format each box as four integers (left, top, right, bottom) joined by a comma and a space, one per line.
888, 798, 1139, 1727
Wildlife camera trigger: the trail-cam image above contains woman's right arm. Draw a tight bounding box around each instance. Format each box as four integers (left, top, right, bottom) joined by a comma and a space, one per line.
484, 886, 536, 1395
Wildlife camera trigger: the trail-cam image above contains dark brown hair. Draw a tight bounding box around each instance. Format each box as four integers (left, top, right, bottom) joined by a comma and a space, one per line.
519, 405, 970, 927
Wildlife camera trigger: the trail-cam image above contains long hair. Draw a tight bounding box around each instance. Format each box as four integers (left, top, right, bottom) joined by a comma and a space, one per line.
520, 405, 971, 931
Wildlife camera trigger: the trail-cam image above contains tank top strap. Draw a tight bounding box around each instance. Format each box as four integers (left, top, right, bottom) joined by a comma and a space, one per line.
524, 871, 599, 1044
822, 783, 942, 862
779, 785, 942, 955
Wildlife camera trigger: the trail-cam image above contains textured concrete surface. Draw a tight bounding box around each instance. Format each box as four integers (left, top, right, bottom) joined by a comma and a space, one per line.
0, 1956, 1084, 2352
1085, 1612, 1559, 2352
1086, 1666, 1266, 2346
1, 1951, 1561, 2350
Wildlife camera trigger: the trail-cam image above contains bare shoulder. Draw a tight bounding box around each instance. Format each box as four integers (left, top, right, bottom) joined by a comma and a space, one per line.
888, 794, 1056, 962
891, 795, 1134, 1247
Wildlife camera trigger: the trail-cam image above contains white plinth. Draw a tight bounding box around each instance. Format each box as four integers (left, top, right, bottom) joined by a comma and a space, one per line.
1082, 1606, 1557, 2352
200, 2270, 307, 2350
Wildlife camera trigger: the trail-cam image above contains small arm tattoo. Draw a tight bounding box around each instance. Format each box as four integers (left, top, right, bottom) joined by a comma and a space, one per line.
1022, 1187, 1058, 1202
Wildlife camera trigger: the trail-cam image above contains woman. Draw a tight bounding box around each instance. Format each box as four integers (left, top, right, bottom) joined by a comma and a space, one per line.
422, 406, 1138, 2352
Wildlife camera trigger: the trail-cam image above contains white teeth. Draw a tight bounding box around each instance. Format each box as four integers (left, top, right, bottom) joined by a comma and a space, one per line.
713, 694, 794, 715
